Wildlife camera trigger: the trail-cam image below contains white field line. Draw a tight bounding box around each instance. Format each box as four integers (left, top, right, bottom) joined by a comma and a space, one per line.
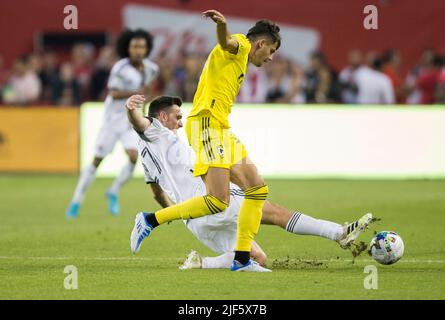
0, 256, 445, 264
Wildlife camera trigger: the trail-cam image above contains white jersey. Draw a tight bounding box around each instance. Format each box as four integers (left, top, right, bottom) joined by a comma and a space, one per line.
137, 118, 205, 204
104, 58, 159, 130
137, 119, 245, 254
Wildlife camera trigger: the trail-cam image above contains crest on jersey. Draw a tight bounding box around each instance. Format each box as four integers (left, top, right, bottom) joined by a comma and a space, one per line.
217, 145, 225, 158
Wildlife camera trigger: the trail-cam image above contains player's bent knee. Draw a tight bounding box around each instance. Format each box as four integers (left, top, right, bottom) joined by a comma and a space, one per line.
207, 190, 230, 205
204, 194, 229, 214
244, 184, 269, 201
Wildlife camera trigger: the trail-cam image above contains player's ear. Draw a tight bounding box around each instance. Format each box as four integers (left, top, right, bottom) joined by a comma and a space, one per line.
258, 38, 266, 49
161, 110, 170, 122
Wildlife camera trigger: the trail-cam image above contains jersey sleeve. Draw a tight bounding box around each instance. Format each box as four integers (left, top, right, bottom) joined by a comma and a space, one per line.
107, 63, 128, 91
137, 117, 163, 142
141, 162, 156, 184
232, 34, 251, 59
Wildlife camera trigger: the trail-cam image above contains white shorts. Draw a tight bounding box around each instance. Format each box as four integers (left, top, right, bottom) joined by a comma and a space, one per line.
94, 122, 138, 158
185, 192, 243, 254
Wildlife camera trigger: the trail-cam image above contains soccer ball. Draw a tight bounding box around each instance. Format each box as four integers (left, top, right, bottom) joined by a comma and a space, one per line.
369, 231, 404, 265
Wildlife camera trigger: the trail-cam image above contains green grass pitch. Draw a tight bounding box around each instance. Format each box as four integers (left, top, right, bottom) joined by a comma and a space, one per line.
1, 175, 444, 299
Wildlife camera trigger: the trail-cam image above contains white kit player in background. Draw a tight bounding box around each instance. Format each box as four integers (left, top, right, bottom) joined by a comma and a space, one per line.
126, 94, 374, 270
66, 29, 159, 218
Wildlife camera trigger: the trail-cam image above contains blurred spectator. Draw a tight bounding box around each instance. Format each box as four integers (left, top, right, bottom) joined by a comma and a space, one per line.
265, 55, 288, 102
183, 52, 206, 102
52, 62, 81, 106
264, 57, 305, 104
238, 64, 268, 103
416, 53, 442, 104
155, 50, 189, 98
4, 39, 443, 106
39, 51, 60, 103
355, 55, 394, 104
339, 49, 363, 104
90, 45, 117, 101
156, 52, 178, 96
405, 49, 440, 104
28, 53, 44, 76
435, 56, 445, 103
381, 49, 405, 103
71, 43, 94, 101
0, 55, 10, 102
3, 56, 41, 105
304, 51, 338, 103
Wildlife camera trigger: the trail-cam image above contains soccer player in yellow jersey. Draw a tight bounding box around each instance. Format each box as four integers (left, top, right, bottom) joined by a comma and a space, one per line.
130, 10, 281, 272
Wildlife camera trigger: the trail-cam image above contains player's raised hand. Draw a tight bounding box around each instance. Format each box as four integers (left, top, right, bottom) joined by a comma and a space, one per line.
202, 10, 226, 24
126, 94, 145, 110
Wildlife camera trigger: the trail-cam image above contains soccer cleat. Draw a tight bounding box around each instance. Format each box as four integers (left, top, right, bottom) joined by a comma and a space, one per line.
337, 213, 373, 249
130, 212, 153, 254
106, 191, 119, 216
179, 250, 202, 270
230, 259, 272, 272
66, 202, 80, 219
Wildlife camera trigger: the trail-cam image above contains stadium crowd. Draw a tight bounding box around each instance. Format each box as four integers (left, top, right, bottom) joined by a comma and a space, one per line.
1, 42, 444, 106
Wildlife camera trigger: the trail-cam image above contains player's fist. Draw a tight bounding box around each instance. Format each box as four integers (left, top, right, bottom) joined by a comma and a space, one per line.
126, 94, 145, 110
202, 10, 226, 24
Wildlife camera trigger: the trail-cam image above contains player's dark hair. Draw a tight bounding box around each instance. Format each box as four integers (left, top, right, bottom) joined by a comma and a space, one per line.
148, 96, 183, 118
247, 19, 281, 49
116, 29, 154, 58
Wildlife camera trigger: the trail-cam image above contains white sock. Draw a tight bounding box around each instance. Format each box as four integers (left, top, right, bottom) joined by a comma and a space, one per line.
108, 162, 135, 195
286, 212, 344, 241
72, 164, 97, 204
202, 252, 235, 269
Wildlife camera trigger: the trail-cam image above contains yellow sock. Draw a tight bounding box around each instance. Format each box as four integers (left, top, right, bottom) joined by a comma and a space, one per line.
235, 185, 269, 252
154, 195, 228, 225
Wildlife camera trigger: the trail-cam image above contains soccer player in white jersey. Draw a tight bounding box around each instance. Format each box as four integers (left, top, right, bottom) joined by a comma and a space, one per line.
126, 94, 373, 270
66, 30, 159, 218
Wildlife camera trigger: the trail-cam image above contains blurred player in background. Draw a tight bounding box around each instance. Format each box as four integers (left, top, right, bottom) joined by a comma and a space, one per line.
131, 10, 282, 272
66, 29, 159, 218
125, 94, 373, 270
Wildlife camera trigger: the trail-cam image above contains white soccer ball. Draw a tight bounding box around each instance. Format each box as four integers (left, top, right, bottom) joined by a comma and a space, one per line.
369, 231, 404, 265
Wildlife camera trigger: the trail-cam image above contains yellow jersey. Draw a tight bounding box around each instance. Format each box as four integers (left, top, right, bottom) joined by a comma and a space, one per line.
189, 33, 251, 128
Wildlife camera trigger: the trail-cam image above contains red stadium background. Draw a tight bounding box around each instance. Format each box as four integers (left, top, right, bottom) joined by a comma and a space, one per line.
0, 0, 444, 76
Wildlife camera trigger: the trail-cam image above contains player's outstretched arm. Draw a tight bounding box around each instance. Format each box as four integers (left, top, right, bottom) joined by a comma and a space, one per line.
126, 94, 151, 132
202, 9, 238, 54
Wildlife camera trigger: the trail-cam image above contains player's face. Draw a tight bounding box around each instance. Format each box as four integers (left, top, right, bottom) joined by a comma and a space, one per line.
251, 39, 279, 67
128, 38, 148, 63
161, 105, 183, 131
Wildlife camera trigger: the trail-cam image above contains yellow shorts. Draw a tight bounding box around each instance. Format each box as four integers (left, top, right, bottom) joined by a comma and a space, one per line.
186, 112, 248, 177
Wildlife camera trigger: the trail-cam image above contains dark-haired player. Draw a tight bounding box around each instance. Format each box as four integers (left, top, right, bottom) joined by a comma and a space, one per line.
131, 10, 282, 272
66, 29, 159, 218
